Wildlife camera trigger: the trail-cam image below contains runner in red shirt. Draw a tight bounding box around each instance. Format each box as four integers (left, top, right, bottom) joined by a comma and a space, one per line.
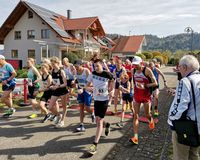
123, 59, 133, 84
129, 56, 157, 145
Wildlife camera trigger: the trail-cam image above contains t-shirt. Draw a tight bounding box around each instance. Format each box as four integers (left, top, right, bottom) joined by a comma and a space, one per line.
87, 71, 113, 101
0, 63, 15, 81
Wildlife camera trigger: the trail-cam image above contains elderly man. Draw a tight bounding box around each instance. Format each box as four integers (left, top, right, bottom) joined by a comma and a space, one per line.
168, 55, 200, 160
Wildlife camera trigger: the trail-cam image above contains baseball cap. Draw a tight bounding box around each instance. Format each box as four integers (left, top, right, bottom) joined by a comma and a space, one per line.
0, 55, 5, 60
132, 56, 142, 65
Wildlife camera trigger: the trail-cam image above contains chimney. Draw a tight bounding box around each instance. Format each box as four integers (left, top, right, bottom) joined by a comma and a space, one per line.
67, 10, 72, 19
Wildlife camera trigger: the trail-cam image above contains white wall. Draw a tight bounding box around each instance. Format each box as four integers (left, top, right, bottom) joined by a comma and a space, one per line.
4, 10, 64, 66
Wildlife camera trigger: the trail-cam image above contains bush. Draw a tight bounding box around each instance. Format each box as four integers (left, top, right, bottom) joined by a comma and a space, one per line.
64, 52, 79, 64
152, 51, 162, 57
16, 69, 28, 78
142, 52, 153, 59
136, 53, 146, 60
154, 55, 163, 65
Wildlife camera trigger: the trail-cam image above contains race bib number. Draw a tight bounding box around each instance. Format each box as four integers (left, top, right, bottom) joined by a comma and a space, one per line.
40, 81, 48, 90
0, 72, 4, 79
135, 82, 145, 89
94, 87, 108, 96
28, 78, 32, 86
53, 79, 60, 85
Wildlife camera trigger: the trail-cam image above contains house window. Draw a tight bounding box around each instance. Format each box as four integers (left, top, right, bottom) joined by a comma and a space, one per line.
14, 31, 21, 40
42, 49, 50, 58
28, 11, 33, 19
41, 29, 50, 39
27, 30, 35, 39
28, 50, 35, 58
11, 50, 18, 58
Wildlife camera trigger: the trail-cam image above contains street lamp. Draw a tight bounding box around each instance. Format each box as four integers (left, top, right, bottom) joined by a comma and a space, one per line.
184, 27, 194, 53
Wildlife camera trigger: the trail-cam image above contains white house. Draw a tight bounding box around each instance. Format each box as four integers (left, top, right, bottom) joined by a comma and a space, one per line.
0, 1, 106, 67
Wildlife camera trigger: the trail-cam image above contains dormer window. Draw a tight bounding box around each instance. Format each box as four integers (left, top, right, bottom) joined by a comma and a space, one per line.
28, 11, 33, 19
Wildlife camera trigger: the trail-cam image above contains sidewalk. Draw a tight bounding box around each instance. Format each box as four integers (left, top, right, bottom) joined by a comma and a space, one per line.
0, 66, 177, 160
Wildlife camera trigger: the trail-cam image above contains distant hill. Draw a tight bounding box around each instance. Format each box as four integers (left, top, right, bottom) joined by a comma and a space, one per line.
106, 33, 200, 52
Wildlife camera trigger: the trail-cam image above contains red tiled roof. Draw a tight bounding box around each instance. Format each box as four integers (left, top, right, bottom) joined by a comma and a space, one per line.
63, 17, 97, 30
61, 37, 81, 44
112, 36, 145, 53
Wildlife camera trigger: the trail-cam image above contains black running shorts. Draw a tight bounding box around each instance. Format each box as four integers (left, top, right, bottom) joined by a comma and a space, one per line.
94, 100, 108, 118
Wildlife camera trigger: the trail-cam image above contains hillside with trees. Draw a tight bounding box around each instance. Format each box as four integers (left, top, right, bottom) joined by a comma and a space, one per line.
106, 33, 200, 53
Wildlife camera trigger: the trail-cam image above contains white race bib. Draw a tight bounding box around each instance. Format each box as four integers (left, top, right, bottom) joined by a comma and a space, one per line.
94, 87, 108, 96
53, 79, 60, 85
28, 78, 32, 86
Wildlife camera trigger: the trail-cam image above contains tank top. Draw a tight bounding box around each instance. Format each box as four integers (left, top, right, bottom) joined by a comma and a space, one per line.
27, 68, 39, 87
133, 67, 151, 97
76, 68, 87, 88
64, 66, 74, 80
41, 74, 50, 90
115, 68, 123, 82
52, 69, 63, 86
121, 81, 129, 96
152, 67, 159, 82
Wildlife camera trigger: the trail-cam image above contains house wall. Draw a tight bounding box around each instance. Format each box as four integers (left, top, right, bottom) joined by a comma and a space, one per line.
4, 10, 64, 66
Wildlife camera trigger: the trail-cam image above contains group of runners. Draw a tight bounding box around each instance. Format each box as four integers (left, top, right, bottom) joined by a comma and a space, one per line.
0, 53, 168, 155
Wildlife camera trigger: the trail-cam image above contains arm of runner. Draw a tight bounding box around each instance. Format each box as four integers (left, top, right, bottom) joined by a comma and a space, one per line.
86, 74, 93, 92
59, 70, 67, 88
156, 68, 168, 88
145, 67, 158, 88
119, 81, 130, 94
32, 67, 42, 84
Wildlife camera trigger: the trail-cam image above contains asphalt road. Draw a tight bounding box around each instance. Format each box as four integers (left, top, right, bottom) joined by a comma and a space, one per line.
0, 66, 177, 160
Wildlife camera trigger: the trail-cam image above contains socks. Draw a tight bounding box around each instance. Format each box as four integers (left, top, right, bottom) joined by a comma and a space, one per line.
134, 133, 138, 139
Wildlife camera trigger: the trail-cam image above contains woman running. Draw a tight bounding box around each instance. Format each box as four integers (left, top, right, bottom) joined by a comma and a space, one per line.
27, 58, 41, 119
48, 56, 68, 128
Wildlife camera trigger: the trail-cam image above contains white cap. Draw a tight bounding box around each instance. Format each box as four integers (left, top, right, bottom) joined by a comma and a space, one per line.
132, 56, 142, 65
0, 55, 5, 60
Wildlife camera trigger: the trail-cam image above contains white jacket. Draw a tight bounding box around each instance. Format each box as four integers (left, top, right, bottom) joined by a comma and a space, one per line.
168, 70, 200, 134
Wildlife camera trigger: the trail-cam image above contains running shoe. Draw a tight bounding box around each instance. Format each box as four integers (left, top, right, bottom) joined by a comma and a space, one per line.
154, 110, 159, 116
55, 121, 65, 128
129, 136, 138, 145
49, 115, 56, 121
91, 114, 96, 123
87, 144, 97, 155
105, 122, 110, 136
53, 115, 61, 125
4, 108, 16, 115
28, 113, 38, 119
41, 113, 51, 123
76, 124, 86, 132
149, 120, 155, 130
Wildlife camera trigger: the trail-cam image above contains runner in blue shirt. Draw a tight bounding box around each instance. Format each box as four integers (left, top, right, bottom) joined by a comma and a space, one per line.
0, 55, 17, 118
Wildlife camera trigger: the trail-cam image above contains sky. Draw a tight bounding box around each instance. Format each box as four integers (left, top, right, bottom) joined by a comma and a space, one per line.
1, 0, 200, 49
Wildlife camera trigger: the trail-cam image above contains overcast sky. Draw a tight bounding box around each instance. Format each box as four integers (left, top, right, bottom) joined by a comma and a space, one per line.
1, 0, 200, 38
